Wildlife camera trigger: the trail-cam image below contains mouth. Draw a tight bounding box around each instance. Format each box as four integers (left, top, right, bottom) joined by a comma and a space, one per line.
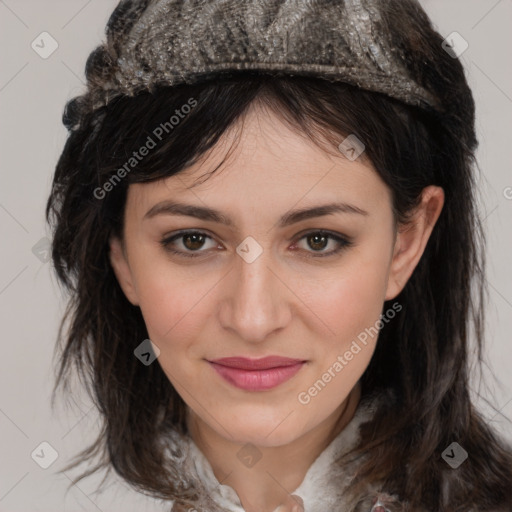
207, 356, 307, 391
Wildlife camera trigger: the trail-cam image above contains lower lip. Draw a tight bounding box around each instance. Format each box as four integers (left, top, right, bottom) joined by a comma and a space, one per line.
208, 361, 305, 391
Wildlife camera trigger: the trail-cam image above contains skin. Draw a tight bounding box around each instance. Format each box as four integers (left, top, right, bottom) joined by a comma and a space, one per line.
109, 100, 444, 512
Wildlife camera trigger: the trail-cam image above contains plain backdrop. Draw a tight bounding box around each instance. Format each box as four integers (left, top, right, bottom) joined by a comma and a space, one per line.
0, 1, 511, 511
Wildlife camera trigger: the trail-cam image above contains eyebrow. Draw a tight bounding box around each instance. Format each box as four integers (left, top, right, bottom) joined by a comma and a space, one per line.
143, 200, 368, 227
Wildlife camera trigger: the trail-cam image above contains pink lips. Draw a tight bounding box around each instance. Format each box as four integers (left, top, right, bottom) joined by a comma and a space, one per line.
207, 356, 306, 391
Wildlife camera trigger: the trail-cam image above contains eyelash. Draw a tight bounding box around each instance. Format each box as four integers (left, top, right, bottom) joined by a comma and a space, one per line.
159, 230, 353, 259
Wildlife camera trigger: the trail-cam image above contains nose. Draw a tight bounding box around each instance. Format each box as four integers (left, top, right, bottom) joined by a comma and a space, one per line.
218, 248, 292, 344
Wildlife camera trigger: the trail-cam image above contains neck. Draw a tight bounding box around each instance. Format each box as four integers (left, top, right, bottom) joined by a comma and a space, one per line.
186, 382, 362, 512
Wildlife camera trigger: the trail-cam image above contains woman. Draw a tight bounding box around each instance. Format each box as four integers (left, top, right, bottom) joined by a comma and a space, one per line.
46, 0, 512, 511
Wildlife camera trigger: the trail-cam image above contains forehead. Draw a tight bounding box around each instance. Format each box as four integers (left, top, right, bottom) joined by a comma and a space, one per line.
125, 102, 392, 219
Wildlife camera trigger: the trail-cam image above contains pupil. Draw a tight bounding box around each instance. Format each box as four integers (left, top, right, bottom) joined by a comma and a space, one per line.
309, 233, 327, 251
184, 233, 204, 250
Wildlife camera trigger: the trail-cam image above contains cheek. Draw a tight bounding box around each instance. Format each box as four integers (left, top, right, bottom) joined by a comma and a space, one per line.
132, 255, 215, 351
305, 246, 391, 394
314, 248, 391, 344
296, 257, 389, 422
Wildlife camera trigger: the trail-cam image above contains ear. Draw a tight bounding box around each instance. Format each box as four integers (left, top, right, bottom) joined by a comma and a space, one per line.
385, 186, 445, 301
109, 236, 140, 306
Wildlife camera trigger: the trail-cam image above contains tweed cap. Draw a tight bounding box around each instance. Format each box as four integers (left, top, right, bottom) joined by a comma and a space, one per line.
63, 0, 475, 148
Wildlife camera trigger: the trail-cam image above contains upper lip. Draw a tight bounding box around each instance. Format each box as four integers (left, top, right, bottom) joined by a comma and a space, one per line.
208, 356, 306, 370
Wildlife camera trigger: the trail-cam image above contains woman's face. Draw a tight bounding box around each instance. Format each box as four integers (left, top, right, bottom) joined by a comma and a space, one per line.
109, 101, 441, 447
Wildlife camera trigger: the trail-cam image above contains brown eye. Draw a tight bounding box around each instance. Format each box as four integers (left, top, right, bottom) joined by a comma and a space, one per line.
160, 231, 217, 258
181, 232, 207, 251
293, 230, 353, 258
306, 233, 329, 251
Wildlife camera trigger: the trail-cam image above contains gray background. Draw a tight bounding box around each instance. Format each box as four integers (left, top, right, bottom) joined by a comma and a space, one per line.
0, 1, 511, 511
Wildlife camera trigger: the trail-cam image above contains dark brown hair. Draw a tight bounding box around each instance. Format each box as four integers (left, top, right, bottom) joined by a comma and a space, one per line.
46, 71, 512, 511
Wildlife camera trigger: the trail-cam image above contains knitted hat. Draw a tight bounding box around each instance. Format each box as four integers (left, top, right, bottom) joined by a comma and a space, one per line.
62, 0, 476, 151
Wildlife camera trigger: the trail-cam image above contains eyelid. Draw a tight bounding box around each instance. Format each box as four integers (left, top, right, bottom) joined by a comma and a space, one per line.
160, 229, 354, 259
